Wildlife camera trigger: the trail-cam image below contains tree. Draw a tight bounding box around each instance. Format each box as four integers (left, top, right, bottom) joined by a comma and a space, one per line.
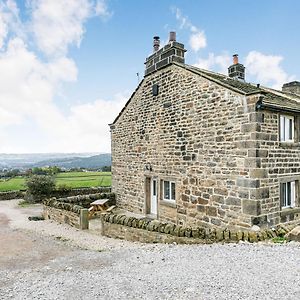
25, 175, 55, 202
102, 166, 111, 172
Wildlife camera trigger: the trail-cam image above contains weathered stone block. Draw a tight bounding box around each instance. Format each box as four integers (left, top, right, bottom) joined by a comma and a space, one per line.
241, 123, 261, 133
248, 232, 258, 243
226, 197, 241, 206
237, 178, 260, 188
206, 206, 217, 217
242, 199, 261, 216
196, 204, 206, 213
211, 195, 224, 204
250, 188, 269, 200
249, 169, 268, 179
244, 158, 261, 168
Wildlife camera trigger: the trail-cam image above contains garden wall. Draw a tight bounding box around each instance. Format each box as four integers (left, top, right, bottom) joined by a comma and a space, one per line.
0, 191, 25, 201
100, 213, 296, 244
43, 205, 81, 229
51, 187, 111, 198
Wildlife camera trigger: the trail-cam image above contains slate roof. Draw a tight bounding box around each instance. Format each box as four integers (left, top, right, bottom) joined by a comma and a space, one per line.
177, 63, 300, 113
112, 62, 300, 124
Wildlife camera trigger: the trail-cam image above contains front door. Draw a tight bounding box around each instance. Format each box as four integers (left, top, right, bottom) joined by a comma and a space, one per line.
150, 179, 157, 215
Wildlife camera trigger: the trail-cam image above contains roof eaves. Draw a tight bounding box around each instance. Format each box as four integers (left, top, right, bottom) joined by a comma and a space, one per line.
256, 96, 300, 114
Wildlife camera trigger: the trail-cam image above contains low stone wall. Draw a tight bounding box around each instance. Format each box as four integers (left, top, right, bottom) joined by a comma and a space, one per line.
51, 187, 111, 198
43, 205, 81, 229
55, 192, 115, 208
42, 192, 115, 229
0, 191, 25, 201
43, 198, 83, 214
25, 187, 113, 203
101, 213, 297, 244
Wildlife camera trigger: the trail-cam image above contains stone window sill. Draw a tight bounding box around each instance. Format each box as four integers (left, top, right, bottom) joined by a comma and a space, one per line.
280, 207, 300, 217
160, 200, 177, 208
279, 142, 300, 149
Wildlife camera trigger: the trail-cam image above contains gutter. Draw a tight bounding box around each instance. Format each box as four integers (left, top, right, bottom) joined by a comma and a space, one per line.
256, 96, 300, 114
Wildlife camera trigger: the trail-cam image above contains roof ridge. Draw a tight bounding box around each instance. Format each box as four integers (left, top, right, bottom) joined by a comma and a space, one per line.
173, 62, 261, 95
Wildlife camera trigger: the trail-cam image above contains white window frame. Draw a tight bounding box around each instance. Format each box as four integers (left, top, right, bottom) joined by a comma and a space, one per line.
163, 180, 176, 202
281, 181, 296, 209
280, 115, 294, 142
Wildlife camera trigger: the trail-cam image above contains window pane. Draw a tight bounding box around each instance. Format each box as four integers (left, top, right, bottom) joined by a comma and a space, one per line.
289, 118, 293, 140
291, 181, 295, 207
153, 180, 156, 196
287, 182, 291, 206
171, 182, 175, 200
282, 182, 287, 207
164, 181, 170, 199
280, 116, 285, 141
285, 118, 290, 141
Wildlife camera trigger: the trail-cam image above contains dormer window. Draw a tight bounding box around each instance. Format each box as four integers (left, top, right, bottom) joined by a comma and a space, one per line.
280, 115, 294, 142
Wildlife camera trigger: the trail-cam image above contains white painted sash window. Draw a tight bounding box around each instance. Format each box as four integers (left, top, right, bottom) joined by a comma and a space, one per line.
163, 180, 176, 202
280, 115, 294, 142
281, 181, 296, 208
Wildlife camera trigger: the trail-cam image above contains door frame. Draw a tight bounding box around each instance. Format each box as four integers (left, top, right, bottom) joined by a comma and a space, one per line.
145, 176, 158, 217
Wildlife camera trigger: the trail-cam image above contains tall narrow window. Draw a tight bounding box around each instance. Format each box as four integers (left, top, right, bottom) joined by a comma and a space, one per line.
163, 180, 176, 202
280, 115, 294, 142
281, 181, 296, 208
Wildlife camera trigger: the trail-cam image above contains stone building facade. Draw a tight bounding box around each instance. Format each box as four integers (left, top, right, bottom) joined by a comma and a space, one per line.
110, 33, 300, 229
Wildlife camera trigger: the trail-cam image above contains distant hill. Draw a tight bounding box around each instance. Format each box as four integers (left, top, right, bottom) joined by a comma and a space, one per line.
0, 153, 111, 170
32, 154, 111, 169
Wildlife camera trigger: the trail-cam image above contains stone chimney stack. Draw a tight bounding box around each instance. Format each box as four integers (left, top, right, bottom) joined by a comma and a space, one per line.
169, 31, 176, 42
228, 54, 245, 81
282, 81, 300, 96
145, 32, 186, 76
153, 36, 160, 52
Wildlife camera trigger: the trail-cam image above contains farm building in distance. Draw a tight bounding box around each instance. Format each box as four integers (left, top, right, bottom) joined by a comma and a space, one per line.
110, 32, 300, 229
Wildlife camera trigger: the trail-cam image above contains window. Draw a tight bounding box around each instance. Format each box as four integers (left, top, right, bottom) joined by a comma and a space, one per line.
281, 181, 296, 208
280, 115, 294, 142
163, 180, 176, 201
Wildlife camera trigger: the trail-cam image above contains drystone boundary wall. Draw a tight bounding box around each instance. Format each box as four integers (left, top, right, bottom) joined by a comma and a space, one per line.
101, 213, 296, 244
43, 198, 83, 214
44, 192, 115, 210
51, 187, 111, 198
43, 205, 81, 229
0, 191, 25, 201
43, 192, 115, 229
0, 187, 111, 202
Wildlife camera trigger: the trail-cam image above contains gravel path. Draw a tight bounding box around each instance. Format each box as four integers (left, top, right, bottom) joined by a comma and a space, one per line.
0, 200, 300, 300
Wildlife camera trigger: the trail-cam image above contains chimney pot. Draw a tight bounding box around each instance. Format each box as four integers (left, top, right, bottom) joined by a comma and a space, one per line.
153, 36, 160, 52
233, 54, 239, 65
169, 31, 176, 42
228, 54, 245, 81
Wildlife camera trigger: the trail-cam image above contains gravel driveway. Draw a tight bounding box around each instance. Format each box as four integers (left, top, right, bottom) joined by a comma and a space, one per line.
0, 200, 300, 300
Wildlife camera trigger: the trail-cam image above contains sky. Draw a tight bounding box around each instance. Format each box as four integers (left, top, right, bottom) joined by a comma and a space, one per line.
0, 0, 299, 154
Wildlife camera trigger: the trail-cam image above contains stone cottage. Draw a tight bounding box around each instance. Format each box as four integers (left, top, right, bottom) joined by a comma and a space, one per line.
110, 32, 300, 229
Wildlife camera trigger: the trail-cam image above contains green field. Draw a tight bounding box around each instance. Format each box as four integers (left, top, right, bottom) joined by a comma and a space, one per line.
0, 172, 111, 192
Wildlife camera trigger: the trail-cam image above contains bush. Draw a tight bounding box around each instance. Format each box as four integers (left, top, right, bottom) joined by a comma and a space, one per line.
25, 175, 55, 202
56, 184, 72, 194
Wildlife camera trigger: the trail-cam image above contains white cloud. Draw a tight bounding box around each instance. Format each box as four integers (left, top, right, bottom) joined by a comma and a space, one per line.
245, 51, 294, 89
29, 0, 94, 57
0, 0, 116, 153
189, 31, 207, 52
194, 52, 231, 74
172, 7, 207, 52
0, 0, 22, 49
95, 0, 112, 19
